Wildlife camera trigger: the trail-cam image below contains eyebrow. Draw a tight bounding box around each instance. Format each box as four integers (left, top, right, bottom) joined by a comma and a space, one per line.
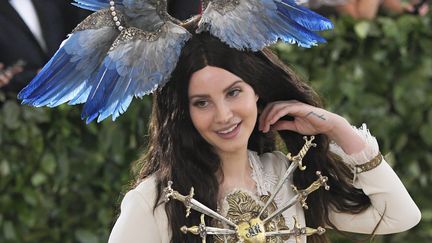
189, 80, 244, 100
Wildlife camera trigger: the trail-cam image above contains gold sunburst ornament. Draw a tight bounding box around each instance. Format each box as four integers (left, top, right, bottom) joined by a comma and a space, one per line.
163, 136, 328, 243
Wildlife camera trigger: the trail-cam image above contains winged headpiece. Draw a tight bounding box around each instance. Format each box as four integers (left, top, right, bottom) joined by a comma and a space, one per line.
18, 0, 333, 123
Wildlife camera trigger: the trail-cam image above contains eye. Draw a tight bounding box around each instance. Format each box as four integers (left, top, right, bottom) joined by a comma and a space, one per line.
193, 100, 209, 108
227, 88, 241, 97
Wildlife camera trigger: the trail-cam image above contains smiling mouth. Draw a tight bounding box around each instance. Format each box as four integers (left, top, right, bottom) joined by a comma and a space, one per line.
217, 123, 240, 134
214, 122, 242, 140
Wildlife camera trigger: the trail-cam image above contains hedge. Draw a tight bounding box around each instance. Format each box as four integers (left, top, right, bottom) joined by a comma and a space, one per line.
1, 13, 431, 243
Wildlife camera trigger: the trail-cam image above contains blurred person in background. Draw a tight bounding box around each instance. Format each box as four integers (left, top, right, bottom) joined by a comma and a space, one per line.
0, 0, 90, 96
301, 0, 429, 19
337, 0, 429, 19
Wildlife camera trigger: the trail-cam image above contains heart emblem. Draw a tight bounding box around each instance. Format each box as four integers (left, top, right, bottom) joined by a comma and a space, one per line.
237, 217, 266, 243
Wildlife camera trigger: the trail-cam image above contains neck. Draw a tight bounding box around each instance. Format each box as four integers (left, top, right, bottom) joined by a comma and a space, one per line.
216, 148, 257, 201
217, 148, 250, 182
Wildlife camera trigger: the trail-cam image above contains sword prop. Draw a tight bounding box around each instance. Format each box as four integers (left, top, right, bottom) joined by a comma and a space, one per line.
164, 136, 328, 243
263, 171, 329, 224
181, 214, 237, 243
163, 181, 238, 228
265, 216, 326, 243
258, 136, 317, 219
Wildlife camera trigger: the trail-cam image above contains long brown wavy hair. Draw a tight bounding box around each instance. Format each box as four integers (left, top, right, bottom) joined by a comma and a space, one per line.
134, 32, 371, 243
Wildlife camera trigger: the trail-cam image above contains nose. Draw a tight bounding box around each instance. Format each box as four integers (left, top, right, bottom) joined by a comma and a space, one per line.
214, 101, 234, 124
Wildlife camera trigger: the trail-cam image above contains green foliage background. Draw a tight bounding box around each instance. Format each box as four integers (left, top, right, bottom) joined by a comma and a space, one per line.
1, 14, 431, 243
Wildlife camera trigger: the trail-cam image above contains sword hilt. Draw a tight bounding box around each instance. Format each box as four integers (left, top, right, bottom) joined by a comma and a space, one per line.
292, 216, 326, 243
163, 180, 174, 202
315, 171, 330, 191
286, 136, 317, 171
291, 171, 330, 210
181, 214, 207, 243
185, 187, 195, 218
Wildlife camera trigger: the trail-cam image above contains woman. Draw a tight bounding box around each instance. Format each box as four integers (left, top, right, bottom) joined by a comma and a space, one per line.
108, 32, 421, 243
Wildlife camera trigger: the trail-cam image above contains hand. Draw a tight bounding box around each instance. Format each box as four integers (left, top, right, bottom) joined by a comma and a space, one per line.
0, 62, 23, 88
403, 0, 429, 15
258, 100, 366, 154
258, 100, 341, 135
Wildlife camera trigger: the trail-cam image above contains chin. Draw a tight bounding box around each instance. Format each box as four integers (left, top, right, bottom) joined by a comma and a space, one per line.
207, 125, 254, 155
214, 139, 249, 154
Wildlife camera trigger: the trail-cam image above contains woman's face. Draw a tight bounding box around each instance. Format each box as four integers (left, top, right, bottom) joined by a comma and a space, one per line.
188, 66, 258, 155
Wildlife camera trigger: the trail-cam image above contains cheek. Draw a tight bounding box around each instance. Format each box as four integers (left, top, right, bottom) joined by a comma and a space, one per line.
189, 108, 211, 132
238, 95, 258, 118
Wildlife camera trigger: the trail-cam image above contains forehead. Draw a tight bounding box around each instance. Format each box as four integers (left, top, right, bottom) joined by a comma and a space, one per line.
188, 66, 242, 95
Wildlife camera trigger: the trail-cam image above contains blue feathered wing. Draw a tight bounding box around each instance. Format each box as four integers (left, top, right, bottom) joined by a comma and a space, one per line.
71, 0, 123, 11
18, 1, 191, 123
197, 0, 333, 51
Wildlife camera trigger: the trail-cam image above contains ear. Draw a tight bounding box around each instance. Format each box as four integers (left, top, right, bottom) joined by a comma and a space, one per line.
255, 94, 259, 102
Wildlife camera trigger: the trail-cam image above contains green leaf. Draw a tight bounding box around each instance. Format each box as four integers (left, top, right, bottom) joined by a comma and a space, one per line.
0, 91, 5, 102
22, 106, 49, 123
41, 154, 57, 175
379, 17, 399, 39
19, 208, 37, 227
23, 190, 38, 206
420, 125, 432, 146
3, 221, 16, 240
422, 209, 432, 221
2, 101, 21, 130
97, 208, 112, 225
75, 230, 99, 243
31, 172, 47, 187
394, 134, 408, 152
408, 161, 421, 178
354, 21, 370, 39
0, 160, 10, 176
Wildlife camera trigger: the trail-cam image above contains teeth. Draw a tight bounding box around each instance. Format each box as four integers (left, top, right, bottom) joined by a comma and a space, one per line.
218, 124, 238, 134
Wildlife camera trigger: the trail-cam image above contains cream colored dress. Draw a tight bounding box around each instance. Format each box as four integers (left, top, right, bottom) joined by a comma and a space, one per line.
108, 125, 421, 243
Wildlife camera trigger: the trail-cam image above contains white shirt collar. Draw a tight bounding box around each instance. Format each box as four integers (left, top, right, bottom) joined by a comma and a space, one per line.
9, 0, 47, 52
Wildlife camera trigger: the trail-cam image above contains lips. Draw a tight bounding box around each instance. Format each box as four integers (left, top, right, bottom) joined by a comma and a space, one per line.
215, 122, 241, 139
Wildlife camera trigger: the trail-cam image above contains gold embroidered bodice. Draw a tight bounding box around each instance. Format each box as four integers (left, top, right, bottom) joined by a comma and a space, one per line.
163, 136, 327, 243
213, 190, 290, 242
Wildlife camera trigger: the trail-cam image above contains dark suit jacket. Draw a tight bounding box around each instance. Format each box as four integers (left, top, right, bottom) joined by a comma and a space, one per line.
0, 0, 89, 94
168, 0, 201, 20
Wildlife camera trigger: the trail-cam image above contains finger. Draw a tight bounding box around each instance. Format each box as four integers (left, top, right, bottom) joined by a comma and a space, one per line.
259, 100, 307, 131
4, 70, 13, 79
270, 120, 298, 132
261, 101, 306, 132
419, 5, 429, 15
0, 76, 9, 86
11, 66, 23, 75
264, 103, 307, 132
259, 101, 282, 130
260, 102, 289, 131
268, 103, 305, 123
264, 105, 295, 132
